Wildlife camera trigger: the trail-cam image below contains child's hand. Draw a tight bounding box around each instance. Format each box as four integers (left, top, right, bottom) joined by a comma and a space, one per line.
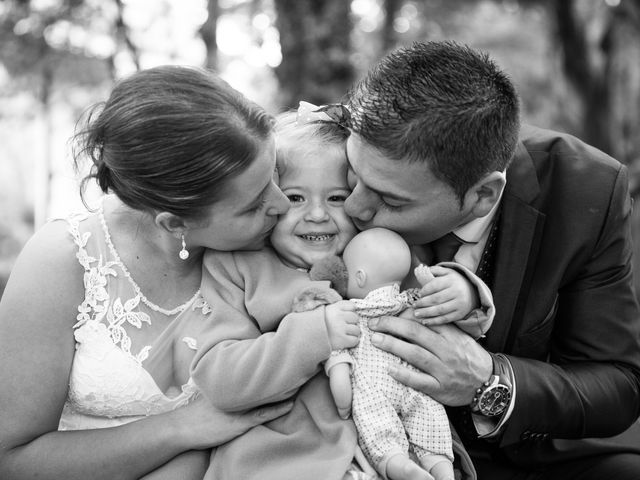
412, 265, 479, 325
324, 300, 360, 350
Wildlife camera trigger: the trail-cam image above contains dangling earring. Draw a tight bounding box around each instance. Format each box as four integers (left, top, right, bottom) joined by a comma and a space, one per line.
179, 233, 189, 260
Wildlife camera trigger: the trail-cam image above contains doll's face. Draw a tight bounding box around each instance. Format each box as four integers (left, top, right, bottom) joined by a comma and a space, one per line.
270, 145, 358, 270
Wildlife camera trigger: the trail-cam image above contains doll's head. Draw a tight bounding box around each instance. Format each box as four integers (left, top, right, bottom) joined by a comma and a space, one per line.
342, 227, 412, 299
270, 104, 357, 270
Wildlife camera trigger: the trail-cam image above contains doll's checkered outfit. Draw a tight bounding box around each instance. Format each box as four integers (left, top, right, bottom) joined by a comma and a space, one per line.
349, 284, 454, 474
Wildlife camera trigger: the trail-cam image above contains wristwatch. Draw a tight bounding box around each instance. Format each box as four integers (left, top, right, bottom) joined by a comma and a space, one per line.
470, 353, 513, 417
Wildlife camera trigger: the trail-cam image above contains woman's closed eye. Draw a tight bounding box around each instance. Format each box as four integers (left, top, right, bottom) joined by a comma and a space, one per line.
247, 197, 267, 213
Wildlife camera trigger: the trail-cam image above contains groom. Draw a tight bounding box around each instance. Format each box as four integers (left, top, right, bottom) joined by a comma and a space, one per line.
344, 41, 640, 479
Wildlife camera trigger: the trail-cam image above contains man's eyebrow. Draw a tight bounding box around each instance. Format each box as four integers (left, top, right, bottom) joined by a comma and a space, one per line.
347, 163, 413, 203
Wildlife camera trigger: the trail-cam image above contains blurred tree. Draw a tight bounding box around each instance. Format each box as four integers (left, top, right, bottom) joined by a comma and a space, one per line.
552, 0, 640, 168
381, 0, 403, 52
273, 0, 355, 108
200, 0, 220, 69
512, 0, 640, 170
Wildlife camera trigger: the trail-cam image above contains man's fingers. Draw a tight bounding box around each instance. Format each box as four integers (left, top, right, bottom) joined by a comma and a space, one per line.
387, 363, 440, 395
369, 329, 440, 372
369, 315, 441, 348
418, 312, 459, 326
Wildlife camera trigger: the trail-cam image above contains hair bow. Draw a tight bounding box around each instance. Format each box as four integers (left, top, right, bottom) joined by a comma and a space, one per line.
296, 101, 351, 129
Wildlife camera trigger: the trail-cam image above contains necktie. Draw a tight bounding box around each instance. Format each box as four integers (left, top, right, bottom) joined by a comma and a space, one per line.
431, 232, 463, 264
476, 215, 500, 287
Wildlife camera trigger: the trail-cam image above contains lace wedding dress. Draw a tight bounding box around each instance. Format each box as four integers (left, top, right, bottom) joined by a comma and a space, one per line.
58, 208, 211, 430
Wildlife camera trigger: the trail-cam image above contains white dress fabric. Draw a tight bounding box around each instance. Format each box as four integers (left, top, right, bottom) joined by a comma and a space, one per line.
58, 210, 211, 430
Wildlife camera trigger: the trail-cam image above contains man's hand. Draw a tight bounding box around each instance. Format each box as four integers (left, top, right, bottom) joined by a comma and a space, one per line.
368, 318, 492, 406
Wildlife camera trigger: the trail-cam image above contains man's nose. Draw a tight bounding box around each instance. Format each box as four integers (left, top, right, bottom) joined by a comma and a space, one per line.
345, 190, 374, 222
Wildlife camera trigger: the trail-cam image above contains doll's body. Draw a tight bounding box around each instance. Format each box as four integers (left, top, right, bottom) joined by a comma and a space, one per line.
333, 228, 455, 480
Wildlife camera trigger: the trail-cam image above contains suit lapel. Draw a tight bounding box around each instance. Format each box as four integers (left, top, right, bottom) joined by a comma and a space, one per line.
483, 141, 545, 353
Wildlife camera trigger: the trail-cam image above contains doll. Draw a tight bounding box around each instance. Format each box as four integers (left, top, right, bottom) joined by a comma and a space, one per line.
294, 228, 456, 480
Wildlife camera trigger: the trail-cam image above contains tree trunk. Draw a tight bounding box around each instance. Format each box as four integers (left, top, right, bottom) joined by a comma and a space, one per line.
273, 0, 354, 109
381, 0, 403, 54
200, 0, 219, 70
553, 0, 640, 164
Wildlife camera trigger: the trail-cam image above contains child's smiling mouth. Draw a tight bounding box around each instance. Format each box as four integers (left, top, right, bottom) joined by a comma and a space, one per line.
298, 233, 336, 242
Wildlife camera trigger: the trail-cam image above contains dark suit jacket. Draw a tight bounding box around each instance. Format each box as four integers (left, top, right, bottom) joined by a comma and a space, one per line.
477, 124, 640, 467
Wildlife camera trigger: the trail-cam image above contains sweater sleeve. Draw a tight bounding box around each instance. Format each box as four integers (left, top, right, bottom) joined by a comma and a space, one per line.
191, 250, 333, 411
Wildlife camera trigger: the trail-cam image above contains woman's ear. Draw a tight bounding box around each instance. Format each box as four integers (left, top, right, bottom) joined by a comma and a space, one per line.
155, 212, 187, 237
463, 171, 506, 218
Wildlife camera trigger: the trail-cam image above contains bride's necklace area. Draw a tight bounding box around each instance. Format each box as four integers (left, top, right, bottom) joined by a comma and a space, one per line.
99, 208, 201, 317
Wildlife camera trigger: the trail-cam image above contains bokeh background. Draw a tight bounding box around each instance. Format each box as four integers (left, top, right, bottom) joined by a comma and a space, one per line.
2, 0, 640, 298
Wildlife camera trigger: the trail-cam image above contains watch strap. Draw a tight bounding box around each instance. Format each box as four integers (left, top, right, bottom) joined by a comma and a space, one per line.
470, 353, 513, 416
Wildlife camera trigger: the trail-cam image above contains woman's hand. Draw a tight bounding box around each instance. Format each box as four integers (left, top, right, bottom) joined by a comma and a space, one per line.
368, 319, 492, 406
171, 395, 294, 450
324, 300, 360, 350
412, 265, 479, 325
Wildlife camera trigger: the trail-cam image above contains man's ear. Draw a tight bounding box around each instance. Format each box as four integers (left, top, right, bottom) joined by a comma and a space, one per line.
355, 269, 367, 288
463, 171, 506, 218
155, 212, 187, 237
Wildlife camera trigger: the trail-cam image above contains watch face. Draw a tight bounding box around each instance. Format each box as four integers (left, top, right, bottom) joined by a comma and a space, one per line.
478, 384, 511, 416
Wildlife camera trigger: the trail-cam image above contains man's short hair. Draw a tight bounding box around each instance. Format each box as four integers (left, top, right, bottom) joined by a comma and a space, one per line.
347, 41, 521, 202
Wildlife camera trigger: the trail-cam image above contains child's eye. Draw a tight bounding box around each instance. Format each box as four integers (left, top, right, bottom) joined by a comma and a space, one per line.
328, 195, 348, 203
287, 194, 304, 204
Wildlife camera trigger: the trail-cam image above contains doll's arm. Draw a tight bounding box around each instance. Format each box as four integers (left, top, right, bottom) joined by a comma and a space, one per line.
324, 351, 354, 419
294, 285, 356, 419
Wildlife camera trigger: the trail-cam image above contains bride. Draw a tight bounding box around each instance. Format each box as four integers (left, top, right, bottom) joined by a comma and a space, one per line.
0, 65, 291, 479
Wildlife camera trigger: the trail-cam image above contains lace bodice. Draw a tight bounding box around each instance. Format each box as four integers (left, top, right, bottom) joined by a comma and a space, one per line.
58, 210, 211, 430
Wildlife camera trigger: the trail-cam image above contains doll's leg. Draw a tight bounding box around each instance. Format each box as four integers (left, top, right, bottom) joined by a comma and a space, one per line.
401, 391, 454, 480
385, 454, 432, 480
352, 369, 427, 480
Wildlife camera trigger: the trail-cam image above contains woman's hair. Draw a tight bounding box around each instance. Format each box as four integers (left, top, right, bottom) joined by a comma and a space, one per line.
347, 41, 521, 203
73, 65, 274, 220
274, 109, 350, 172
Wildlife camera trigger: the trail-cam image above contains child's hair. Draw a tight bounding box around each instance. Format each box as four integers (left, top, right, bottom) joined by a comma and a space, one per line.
275, 109, 350, 173
73, 65, 274, 221
347, 41, 520, 203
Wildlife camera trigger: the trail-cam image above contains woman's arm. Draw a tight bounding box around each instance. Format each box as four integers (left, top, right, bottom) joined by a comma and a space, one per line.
140, 450, 210, 480
0, 222, 292, 480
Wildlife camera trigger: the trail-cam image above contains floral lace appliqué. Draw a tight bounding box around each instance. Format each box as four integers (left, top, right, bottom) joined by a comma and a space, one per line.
69, 214, 151, 363
192, 296, 212, 315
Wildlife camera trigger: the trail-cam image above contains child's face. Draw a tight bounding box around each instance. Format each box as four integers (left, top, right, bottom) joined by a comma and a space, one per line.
270, 146, 358, 270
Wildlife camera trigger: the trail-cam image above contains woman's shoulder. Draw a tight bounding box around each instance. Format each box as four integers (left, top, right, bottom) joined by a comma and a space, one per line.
17, 218, 84, 271
1, 217, 86, 330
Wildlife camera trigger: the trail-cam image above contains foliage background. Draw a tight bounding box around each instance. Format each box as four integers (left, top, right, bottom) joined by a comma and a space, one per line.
1, 0, 640, 298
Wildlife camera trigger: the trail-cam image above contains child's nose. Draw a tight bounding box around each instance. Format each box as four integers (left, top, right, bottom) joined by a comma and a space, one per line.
305, 204, 329, 222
